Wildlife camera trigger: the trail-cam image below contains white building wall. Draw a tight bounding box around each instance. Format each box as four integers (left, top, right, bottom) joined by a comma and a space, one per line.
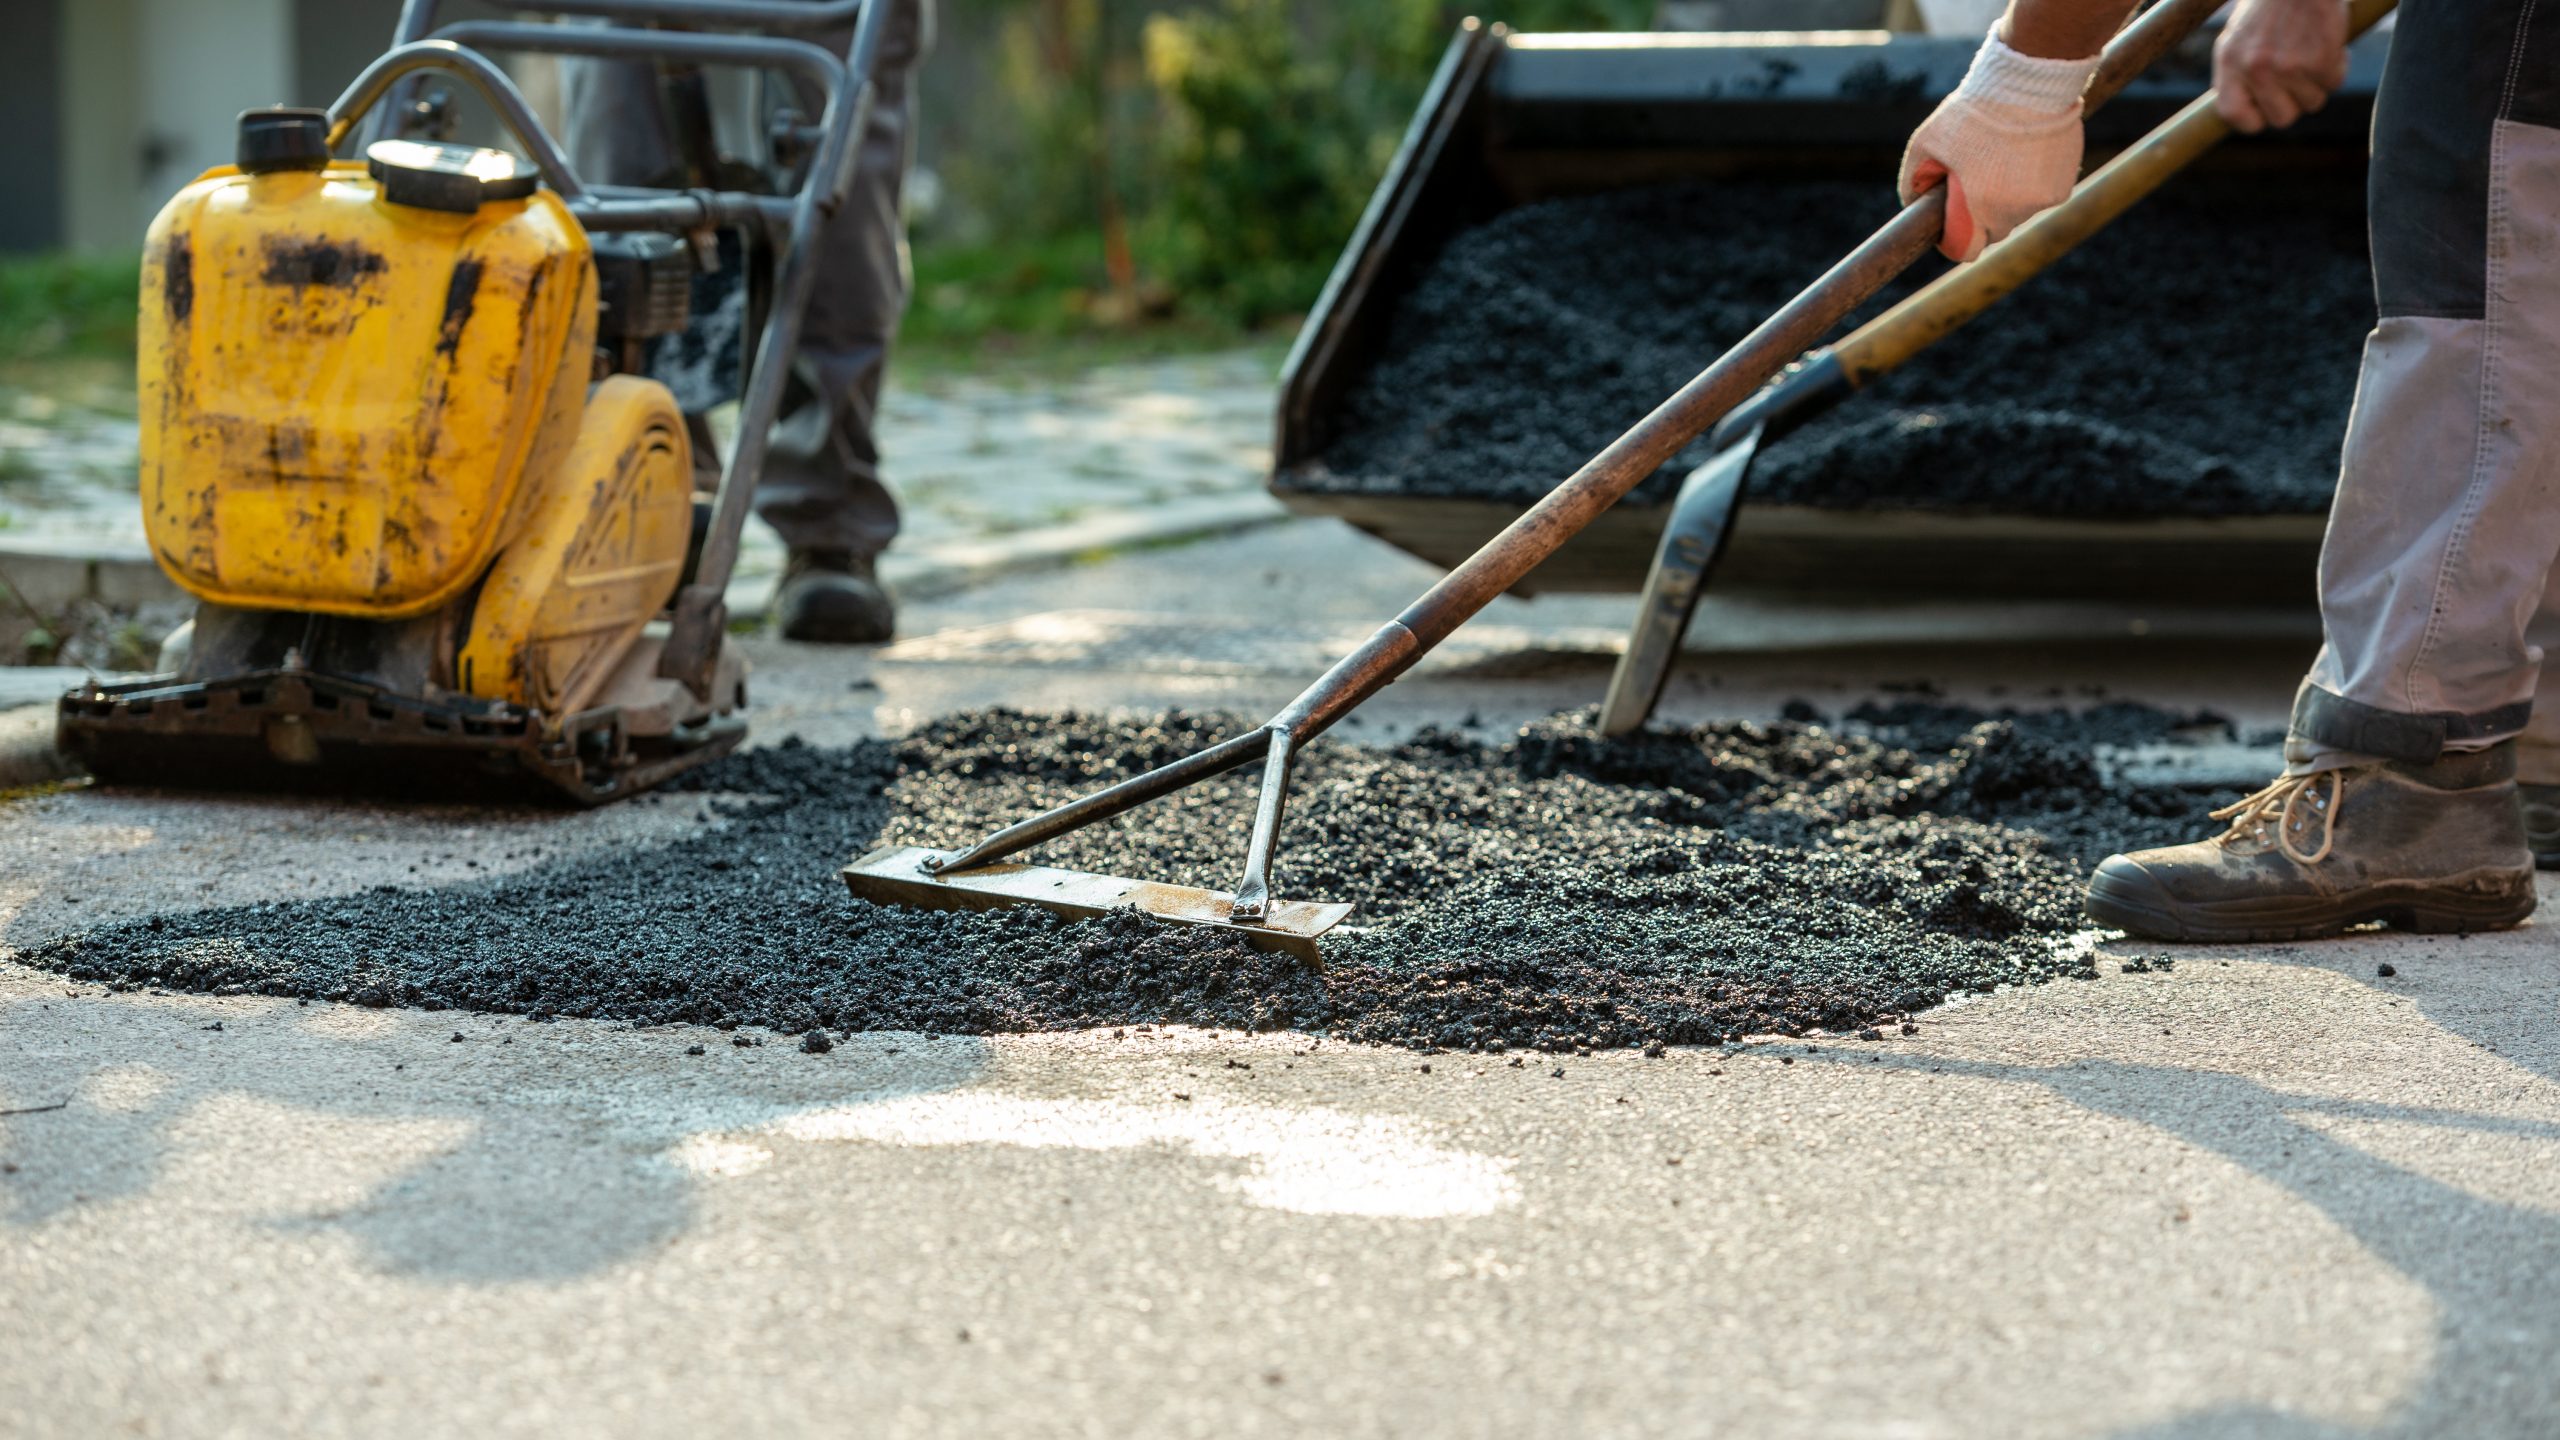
60, 0, 293, 251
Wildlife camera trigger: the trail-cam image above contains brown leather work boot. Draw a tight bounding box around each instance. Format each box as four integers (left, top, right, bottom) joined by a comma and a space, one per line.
2085, 745, 2538, 943
2525, 783, 2560, 872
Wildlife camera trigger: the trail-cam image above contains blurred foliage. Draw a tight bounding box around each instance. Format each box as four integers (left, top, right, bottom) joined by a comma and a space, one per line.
0, 253, 139, 364
4, 4, 1659, 363
917, 0, 1656, 337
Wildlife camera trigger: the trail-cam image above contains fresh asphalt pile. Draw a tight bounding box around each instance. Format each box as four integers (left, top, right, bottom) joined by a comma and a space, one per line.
1287, 176, 2374, 517
21, 702, 2235, 1052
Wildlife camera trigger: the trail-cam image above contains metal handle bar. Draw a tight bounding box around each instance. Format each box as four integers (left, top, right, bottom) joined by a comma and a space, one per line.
327, 42, 593, 202
489, 0, 865, 29
392, 0, 863, 45
430, 22, 845, 107
376, 0, 864, 149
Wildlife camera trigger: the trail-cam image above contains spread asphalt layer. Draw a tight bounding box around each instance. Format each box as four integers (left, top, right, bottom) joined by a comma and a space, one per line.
17, 702, 2235, 1053
1288, 175, 2374, 516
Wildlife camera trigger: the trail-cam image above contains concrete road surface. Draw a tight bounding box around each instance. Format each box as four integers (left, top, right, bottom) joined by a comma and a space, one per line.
5, 521, 2556, 1439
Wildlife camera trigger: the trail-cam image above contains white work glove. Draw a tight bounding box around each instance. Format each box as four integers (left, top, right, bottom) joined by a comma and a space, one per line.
1896, 32, 2101, 262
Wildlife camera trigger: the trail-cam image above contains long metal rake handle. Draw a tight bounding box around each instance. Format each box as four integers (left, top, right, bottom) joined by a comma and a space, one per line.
926, 0, 2233, 921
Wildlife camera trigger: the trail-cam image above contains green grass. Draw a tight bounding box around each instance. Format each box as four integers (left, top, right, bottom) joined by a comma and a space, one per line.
897, 228, 1275, 375
0, 252, 140, 365
0, 237, 1275, 383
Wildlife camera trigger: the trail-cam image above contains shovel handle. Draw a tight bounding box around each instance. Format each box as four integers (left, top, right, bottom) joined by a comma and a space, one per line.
1835, 0, 2398, 384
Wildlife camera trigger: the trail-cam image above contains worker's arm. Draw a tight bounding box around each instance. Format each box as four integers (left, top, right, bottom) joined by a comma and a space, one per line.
2213, 0, 2352, 133
1902, 1, 2353, 262
1897, 1, 2138, 262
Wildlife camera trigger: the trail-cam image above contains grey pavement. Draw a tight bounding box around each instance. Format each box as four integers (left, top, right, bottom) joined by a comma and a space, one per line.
5, 519, 2557, 1439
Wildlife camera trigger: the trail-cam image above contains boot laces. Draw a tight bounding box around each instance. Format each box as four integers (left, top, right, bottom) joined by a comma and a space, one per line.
2210, 771, 2344, 865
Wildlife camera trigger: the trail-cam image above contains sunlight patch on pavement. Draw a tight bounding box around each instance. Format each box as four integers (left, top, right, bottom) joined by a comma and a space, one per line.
717, 1092, 1517, 1219
668, 1135, 776, 1180
79, 1064, 173, 1113
2293, 1111, 2560, 1217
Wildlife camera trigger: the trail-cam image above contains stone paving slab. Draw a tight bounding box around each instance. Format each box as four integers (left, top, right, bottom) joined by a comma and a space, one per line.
2, 348, 1290, 626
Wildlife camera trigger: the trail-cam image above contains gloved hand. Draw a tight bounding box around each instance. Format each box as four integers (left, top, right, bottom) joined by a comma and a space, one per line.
1897, 32, 2103, 262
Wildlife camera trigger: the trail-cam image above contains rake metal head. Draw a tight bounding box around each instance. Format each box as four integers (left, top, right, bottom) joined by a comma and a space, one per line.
841, 845, 1352, 963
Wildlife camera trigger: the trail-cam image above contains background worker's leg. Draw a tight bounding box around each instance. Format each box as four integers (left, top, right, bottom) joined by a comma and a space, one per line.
557, 1, 933, 641
561, 1, 931, 546
752, 0, 932, 564
2291, 0, 2560, 770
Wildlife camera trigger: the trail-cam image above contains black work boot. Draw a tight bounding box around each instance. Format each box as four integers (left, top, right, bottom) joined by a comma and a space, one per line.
2525, 783, 2560, 872
774, 549, 895, 645
2085, 745, 2538, 943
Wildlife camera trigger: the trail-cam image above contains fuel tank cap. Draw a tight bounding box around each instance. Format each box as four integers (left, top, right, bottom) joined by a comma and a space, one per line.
365, 139, 541, 213
238, 108, 332, 174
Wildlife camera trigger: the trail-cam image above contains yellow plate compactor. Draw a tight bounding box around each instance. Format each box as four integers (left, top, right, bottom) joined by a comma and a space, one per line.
57, 0, 894, 802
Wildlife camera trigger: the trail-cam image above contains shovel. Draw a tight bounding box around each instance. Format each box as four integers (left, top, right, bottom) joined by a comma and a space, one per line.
1596, 1, 2394, 732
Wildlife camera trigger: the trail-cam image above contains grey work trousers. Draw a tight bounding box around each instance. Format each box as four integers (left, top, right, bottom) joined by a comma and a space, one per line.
559, 0, 933, 561
2290, 0, 2560, 784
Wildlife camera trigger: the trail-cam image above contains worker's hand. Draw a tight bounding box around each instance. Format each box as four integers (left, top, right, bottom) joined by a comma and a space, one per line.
1897, 33, 2101, 263
2213, 0, 2351, 133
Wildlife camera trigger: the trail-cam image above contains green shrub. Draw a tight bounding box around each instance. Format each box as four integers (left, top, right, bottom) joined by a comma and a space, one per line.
1137, 0, 1654, 327
1143, 0, 1380, 325
0, 253, 140, 363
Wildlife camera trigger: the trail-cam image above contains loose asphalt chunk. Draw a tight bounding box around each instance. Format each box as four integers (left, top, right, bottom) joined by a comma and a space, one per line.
19, 703, 2235, 1053
1288, 175, 2372, 518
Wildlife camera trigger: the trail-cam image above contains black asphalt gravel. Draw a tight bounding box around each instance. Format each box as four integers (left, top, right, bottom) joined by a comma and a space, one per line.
20, 703, 2233, 1052
1286, 175, 2373, 517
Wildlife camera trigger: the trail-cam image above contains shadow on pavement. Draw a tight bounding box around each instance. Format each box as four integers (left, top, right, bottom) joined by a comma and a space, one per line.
0, 994, 990, 1284
1818, 936, 2560, 1438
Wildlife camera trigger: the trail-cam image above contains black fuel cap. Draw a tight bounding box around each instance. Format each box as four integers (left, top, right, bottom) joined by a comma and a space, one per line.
364, 139, 542, 213
238, 108, 332, 175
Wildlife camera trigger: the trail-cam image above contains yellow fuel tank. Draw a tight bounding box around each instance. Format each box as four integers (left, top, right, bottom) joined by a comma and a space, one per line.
138, 155, 595, 619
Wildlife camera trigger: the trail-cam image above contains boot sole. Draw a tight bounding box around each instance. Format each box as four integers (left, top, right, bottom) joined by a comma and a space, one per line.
2086, 865, 2539, 945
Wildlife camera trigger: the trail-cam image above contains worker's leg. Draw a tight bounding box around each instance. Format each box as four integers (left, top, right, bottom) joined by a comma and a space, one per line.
559, 2, 932, 642
2290, 0, 2560, 769
2086, 0, 2556, 940
754, 0, 932, 643
559, 32, 727, 481
557, 36, 679, 188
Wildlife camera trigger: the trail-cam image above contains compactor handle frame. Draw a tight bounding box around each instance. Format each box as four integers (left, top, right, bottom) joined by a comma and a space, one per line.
324, 0, 893, 696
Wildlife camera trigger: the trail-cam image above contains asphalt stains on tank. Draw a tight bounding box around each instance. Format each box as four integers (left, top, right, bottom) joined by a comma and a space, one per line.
435, 260, 486, 358
1291, 175, 2374, 519
162, 235, 196, 326
23, 702, 2236, 1053
260, 236, 390, 290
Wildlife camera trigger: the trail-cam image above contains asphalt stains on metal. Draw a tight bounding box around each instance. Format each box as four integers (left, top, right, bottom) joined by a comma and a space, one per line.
435, 260, 485, 358
1290, 175, 2373, 517
162, 236, 195, 327
22, 703, 2230, 1053
259, 237, 391, 290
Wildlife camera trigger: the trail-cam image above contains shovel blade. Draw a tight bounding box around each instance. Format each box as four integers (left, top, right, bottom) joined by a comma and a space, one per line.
842, 845, 1352, 964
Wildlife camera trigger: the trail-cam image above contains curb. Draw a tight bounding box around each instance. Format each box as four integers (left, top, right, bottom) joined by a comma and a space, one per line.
0, 539, 184, 614
724, 491, 1292, 620
3, 493, 1292, 635
0, 706, 77, 792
